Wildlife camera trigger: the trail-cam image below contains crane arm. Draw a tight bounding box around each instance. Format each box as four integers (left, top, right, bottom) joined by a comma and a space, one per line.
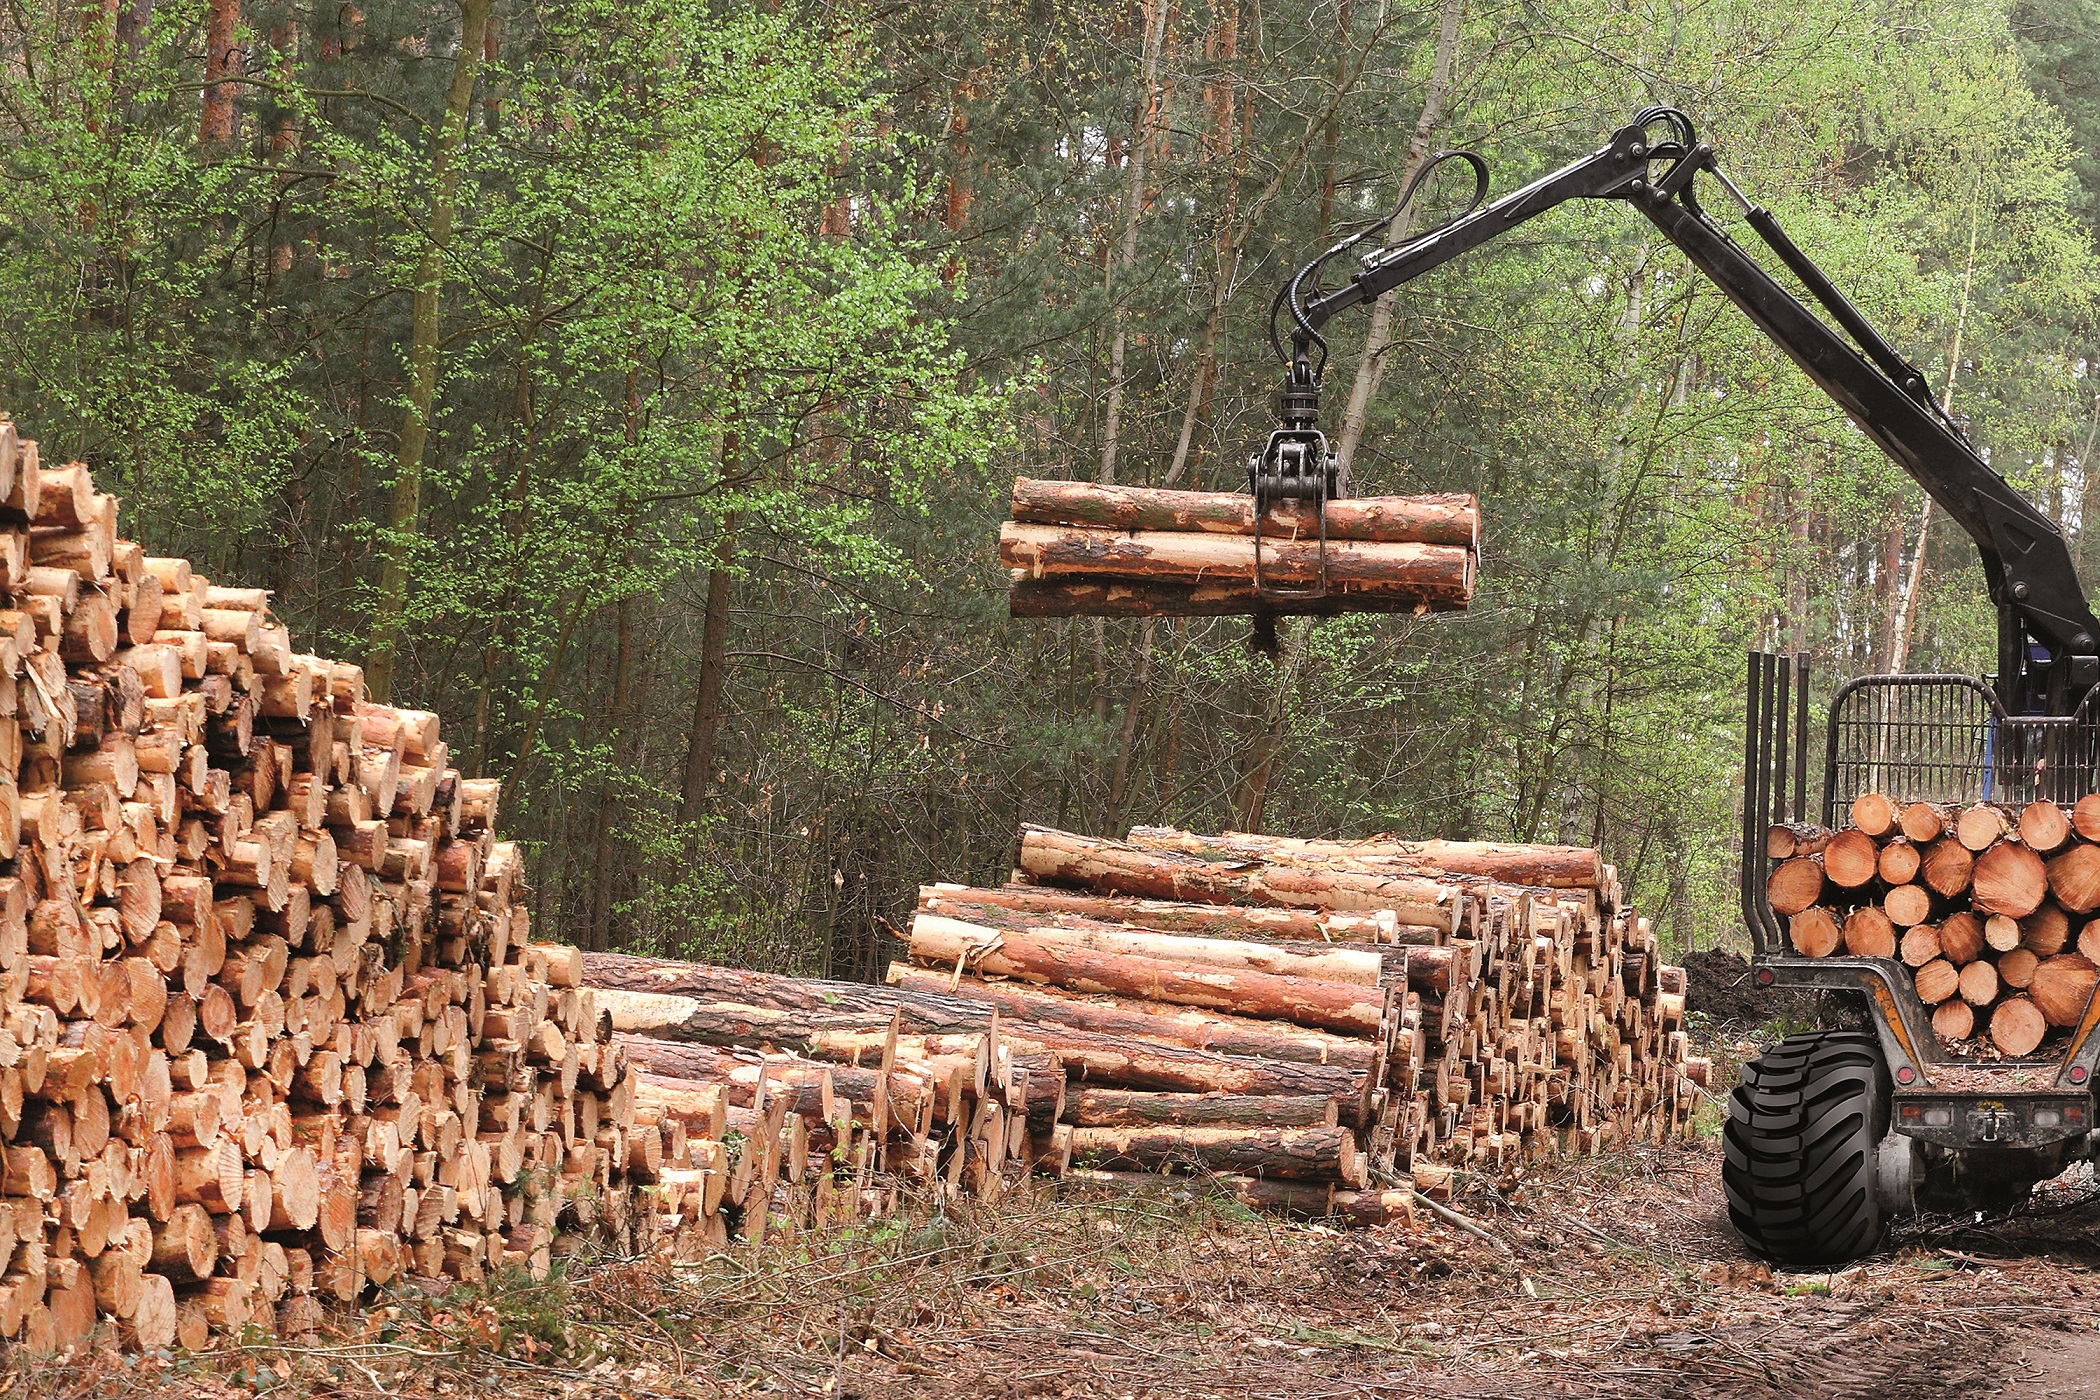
1277, 108, 2099, 713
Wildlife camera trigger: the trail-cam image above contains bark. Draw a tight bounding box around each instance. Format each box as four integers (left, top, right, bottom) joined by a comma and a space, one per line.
587, 583, 635, 951
1063, 1089, 1338, 1129
1127, 827, 1601, 889
199, 0, 241, 145
984, 1019, 1375, 1103
918, 883, 1419, 943
904, 915, 1388, 1036
678, 511, 737, 823
591, 986, 902, 1048
1016, 824, 1465, 930
1064, 1167, 1335, 1220
581, 950, 996, 1034
1010, 578, 1470, 619
366, 0, 496, 701
1096, 0, 1169, 485
883, 963, 1380, 1072
1331, 0, 1465, 473
910, 909, 1384, 985
1000, 523, 1475, 596
1063, 1124, 1364, 1186
1009, 479, 1480, 546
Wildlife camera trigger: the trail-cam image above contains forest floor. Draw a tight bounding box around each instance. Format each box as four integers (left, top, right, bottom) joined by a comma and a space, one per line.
6, 1033, 2099, 1400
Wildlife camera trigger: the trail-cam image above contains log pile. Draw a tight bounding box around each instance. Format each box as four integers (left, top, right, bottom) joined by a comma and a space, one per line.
580, 953, 1067, 1252
1000, 478, 1480, 618
889, 822, 1697, 1218
0, 423, 692, 1351
1768, 794, 2100, 1056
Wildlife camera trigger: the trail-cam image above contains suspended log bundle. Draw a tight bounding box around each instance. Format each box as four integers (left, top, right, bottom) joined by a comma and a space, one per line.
0, 422, 718, 1352
1000, 478, 1480, 619
1770, 795, 2100, 1057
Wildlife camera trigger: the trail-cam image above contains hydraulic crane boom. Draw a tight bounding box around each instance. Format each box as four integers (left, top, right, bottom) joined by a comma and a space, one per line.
1264, 107, 2100, 715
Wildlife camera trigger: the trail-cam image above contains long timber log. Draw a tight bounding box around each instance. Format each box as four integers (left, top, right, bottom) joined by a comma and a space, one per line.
1016, 825, 1466, 931
909, 909, 1385, 985
919, 884, 1427, 943
905, 915, 1389, 1035
1008, 478, 1480, 549
883, 964, 1382, 1071
998, 522, 1474, 597
1125, 827, 1605, 891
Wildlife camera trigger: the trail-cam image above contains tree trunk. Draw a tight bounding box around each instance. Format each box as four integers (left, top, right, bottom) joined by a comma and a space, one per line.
1095, 0, 1168, 486
1331, 0, 1465, 473
586, 586, 634, 951
1009, 478, 1479, 545
678, 511, 737, 824
366, 0, 496, 701
1000, 523, 1475, 595
199, 0, 241, 145
909, 908, 1383, 984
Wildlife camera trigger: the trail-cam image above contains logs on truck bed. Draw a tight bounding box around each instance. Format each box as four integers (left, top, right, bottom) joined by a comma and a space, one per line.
1000, 478, 1479, 619
1769, 796, 2100, 1056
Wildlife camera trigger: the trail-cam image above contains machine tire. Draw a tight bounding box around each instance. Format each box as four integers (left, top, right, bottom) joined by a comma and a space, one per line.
1722, 1031, 1890, 1266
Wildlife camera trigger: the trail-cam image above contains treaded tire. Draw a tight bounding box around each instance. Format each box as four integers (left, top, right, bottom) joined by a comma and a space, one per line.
1723, 1030, 1890, 1265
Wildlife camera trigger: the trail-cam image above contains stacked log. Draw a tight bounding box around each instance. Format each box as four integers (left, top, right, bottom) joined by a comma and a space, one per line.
1768, 794, 2100, 1056
578, 965, 1060, 1251
882, 824, 1694, 1216
0, 423, 695, 1351
1000, 478, 1479, 618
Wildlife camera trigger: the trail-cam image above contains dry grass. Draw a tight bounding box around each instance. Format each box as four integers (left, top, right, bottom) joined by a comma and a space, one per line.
4, 1135, 2098, 1400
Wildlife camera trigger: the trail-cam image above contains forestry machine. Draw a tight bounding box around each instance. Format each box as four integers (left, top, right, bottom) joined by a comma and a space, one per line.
1260, 107, 2100, 1264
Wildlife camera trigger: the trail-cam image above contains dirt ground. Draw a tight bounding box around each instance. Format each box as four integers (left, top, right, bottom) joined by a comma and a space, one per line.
8, 1126, 2098, 1400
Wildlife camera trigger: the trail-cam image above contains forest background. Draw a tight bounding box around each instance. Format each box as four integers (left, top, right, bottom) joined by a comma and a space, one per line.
3, 0, 2100, 977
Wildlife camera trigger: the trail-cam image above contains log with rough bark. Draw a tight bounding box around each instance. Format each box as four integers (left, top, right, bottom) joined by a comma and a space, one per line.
1000, 522, 1475, 597
882, 964, 1381, 1072
1016, 825, 1465, 931
1062, 1090, 1340, 1129
909, 909, 1385, 985
1009, 577, 1470, 619
1062, 1124, 1367, 1186
904, 913, 1389, 1035
919, 883, 1420, 943
1124, 827, 1604, 890
1008, 478, 1481, 548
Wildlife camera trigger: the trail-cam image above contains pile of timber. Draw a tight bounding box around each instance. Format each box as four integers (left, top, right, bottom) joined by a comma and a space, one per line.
0, 421, 696, 1352
901, 825, 1699, 1214
1000, 478, 1480, 618
581, 953, 1066, 1252
577, 820, 1701, 1228
1768, 794, 2100, 1056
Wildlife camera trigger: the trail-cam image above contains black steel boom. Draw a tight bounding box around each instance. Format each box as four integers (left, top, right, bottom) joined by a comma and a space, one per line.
1273, 107, 2100, 715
